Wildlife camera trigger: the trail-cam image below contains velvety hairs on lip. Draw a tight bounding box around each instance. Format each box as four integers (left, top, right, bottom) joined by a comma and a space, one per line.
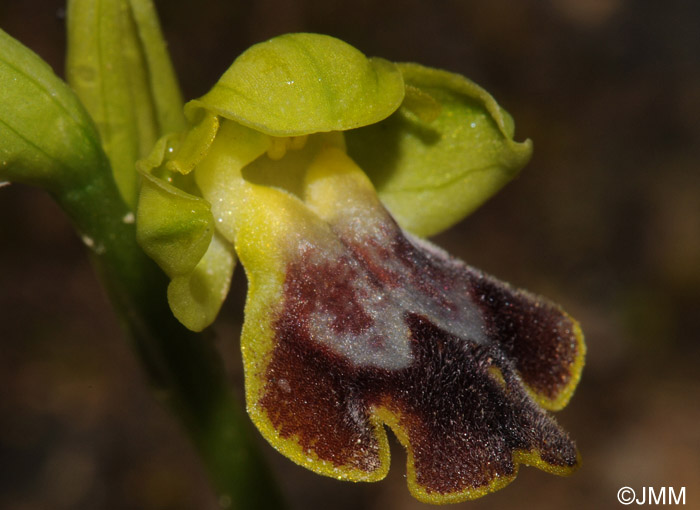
134, 33, 585, 504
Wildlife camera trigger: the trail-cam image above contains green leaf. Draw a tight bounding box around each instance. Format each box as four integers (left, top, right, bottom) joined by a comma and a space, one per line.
346, 62, 533, 237
0, 28, 107, 192
66, 0, 186, 208
187, 33, 405, 136
136, 170, 214, 278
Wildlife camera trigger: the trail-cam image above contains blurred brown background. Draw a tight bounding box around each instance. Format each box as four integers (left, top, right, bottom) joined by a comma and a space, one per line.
1, 1, 699, 509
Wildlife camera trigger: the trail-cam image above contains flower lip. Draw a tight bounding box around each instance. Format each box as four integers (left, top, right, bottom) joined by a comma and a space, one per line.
256, 195, 583, 502
185, 33, 405, 136
236, 146, 584, 503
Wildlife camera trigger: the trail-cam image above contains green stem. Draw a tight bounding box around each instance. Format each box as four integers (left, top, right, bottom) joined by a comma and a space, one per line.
55, 165, 285, 509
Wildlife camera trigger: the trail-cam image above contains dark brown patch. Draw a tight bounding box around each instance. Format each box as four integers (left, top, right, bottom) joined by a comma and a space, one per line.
260, 313, 382, 471
286, 252, 375, 336
258, 233, 580, 494
469, 274, 580, 401
397, 314, 578, 493
344, 218, 581, 403
343, 222, 464, 314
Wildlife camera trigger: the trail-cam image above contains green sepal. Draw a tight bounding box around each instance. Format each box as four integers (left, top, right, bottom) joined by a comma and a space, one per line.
346, 62, 533, 237
0, 28, 107, 192
66, 0, 186, 207
167, 232, 236, 332
136, 170, 214, 278
402, 84, 442, 123
186, 33, 405, 136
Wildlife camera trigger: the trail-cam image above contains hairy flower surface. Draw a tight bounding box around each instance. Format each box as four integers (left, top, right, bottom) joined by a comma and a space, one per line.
136, 33, 585, 503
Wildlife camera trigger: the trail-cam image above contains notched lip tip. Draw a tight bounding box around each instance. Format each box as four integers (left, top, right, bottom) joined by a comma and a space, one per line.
407, 445, 581, 505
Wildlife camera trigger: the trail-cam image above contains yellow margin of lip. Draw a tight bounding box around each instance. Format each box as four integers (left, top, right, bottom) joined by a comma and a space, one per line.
244, 309, 392, 482
523, 314, 586, 412
238, 207, 584, 499
374, 406, 581, 505
240, 229, 391, 483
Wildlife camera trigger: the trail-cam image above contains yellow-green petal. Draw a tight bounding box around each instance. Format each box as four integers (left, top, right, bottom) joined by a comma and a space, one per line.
346, 62, 532, 237
167, 232, 236, 332
186, 33, 405, 137
136, 171, 214, 278
166, 110, 219, 176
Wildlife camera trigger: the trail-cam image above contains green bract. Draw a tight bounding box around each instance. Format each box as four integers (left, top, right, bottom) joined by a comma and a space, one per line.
0, 28, 106, 192
66, 0, 186, 207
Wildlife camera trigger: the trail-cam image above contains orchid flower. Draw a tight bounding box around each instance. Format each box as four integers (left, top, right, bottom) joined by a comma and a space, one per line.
136, 33, 585, 503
